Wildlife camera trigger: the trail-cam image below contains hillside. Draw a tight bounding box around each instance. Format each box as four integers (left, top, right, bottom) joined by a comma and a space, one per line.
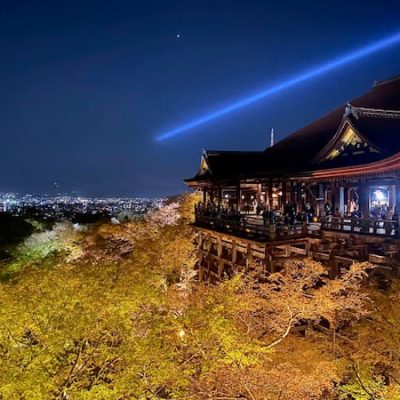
1, 194, 400, 399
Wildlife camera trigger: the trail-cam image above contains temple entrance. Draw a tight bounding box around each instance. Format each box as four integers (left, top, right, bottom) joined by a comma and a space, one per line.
369, 185, 396, 219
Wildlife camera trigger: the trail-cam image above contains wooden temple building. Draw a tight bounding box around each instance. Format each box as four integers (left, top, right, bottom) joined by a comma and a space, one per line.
185, 75, 400, 281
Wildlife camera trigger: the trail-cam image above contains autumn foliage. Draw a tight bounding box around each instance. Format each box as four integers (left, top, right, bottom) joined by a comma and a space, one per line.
0, 194, 400, 399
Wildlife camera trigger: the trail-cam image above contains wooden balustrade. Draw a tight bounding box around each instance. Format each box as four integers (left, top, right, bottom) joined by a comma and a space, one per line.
320, 216, 399, 237
194, 212, 311, 241
195, 209, 400, 240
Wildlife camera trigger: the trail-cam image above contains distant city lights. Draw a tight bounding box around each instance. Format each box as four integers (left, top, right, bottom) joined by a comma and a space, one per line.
0, 192, 163, 220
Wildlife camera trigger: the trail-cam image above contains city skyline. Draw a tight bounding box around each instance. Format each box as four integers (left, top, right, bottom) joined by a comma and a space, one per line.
0, 191, 162, 221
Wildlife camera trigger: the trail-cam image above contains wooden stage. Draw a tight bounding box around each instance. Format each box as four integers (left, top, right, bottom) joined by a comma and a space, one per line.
194, 223, 400, 282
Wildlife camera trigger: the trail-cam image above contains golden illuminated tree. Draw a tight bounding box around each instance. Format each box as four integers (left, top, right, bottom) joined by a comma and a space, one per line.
1, 194, 398, 400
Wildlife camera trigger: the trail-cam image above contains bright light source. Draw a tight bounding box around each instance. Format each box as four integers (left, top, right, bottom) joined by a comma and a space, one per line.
155, 31, 400, 141
374, 190, 385, 201
178, 329, 185, 338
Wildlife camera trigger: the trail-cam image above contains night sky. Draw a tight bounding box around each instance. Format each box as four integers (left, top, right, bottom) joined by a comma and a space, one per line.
1, 1, 400, 197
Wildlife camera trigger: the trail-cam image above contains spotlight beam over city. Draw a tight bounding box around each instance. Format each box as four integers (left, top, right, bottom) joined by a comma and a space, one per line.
155, 31, 400, 142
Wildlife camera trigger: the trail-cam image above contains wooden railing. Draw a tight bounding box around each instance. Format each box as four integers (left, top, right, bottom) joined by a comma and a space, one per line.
195, 211, 400, 240
194, 213, 312, 241
320, 216, 399, 237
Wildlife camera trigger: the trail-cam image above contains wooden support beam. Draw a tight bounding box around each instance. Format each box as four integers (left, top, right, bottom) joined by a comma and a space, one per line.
305, 241, 311, 258
246, 243, 253, 272
265, 247, 274, 273
284, 244, 290, 257
194, 223, 400, 283
217, 236, 224, 279
328, 249, 338, 279
232, 240, 237, 267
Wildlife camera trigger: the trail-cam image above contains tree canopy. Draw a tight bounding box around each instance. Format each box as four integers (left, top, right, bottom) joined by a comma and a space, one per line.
1, 195, 400, 399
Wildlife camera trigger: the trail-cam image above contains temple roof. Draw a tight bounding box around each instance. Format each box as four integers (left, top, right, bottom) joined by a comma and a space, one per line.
185, 75, 400, 185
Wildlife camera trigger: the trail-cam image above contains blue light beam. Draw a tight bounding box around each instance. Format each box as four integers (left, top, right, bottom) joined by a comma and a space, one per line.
155, 31, 400, 141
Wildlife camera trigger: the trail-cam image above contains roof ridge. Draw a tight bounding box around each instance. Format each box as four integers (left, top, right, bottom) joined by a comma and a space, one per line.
373, 74, 400, 87
347, 105, 400, 119
205, 149, 263, 155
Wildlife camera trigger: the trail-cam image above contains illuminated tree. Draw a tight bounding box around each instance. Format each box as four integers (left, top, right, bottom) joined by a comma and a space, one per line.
0, 194, 397, 400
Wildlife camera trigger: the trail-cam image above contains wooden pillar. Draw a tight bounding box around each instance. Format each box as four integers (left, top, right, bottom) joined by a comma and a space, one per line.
217, 236, 224, 279
359, 178, 370, 233
328, 248, 339, 279
202, 188, 207, 203
331, 182, 339, 214
207, 254, 212, 282
395, 175, 400, 238
290, 181, 295, 206
197, 232, 203, 253
236, 182, 241, 211
206, 235, 211, 282
217, 186, 222, 208
245, 243, 252, 273
295, 182, 303, 212
324, 183, 330, 205
198, 233, 204, 282
359, 178, 369, 218
265, 247, 274, 273
232, 240, 237, 268
268, 178, 274, 210
395, 174, 400, 211
256, 183, 262, 206
303, 183, 309, 206
339, 186, 345, 216
318, 183, 324, 217
305, 241, 311, 258
282, 180, 287, 210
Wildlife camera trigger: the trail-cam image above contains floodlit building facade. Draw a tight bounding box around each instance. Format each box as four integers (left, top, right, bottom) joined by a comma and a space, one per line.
185, 76, 400, 281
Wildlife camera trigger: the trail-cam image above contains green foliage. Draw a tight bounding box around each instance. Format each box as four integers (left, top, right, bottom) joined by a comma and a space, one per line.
339, 365, 386, 400
1, 195, 400, 399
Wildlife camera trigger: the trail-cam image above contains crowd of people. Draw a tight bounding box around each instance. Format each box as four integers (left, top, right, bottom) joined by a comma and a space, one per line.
195, 201, 316, 227
195, 199, 400, 236
195, 202, 242, 223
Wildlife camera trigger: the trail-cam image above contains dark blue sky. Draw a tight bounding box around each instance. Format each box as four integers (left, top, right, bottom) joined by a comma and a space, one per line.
1, 1, 400, 197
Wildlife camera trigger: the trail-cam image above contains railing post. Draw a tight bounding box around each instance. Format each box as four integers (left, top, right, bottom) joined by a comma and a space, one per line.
384, 219, 392, 236
397, 216, 400, 238
302, 221, 307, 235
268, 223, 276, 240
360, 218, 369, 233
